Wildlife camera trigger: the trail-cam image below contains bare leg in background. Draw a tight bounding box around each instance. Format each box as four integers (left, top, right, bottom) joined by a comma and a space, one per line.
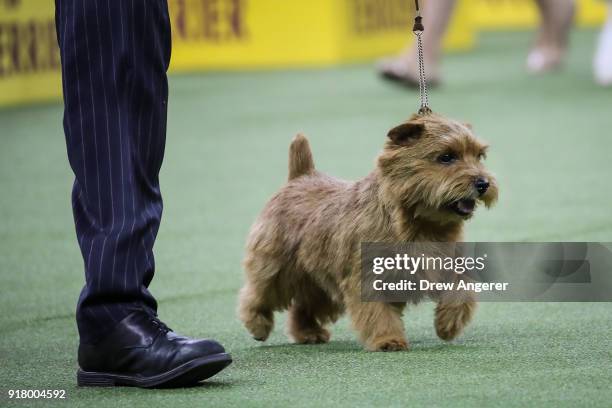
527, 0, 575, 73
377, 0, 458, 87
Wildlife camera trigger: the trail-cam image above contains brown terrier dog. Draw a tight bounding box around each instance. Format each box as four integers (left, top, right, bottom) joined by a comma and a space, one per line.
238, 112, 498, 351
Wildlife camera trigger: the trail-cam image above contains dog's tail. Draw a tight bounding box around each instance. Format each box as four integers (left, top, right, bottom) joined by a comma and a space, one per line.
288, 133, 315, 181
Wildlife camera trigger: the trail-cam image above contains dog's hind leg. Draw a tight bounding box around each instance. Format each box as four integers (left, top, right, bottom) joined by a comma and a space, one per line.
287, 280, 338, 344
238, 257, 286, 342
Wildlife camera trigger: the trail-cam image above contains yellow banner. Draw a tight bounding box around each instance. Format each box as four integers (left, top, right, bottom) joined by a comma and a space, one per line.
168, 0, 473, 71
473, 0, 605, 29
0, 0, 62, 107
0, 0, 605, 107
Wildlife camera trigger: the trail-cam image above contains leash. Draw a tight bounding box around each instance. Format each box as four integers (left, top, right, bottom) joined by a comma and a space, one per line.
413, 0, 432, 115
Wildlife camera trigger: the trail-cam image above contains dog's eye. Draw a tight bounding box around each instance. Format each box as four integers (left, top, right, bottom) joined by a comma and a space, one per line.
437, 153, 457, 164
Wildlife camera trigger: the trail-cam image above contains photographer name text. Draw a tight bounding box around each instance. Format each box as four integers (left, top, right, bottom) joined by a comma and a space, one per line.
372, 279, 509, 293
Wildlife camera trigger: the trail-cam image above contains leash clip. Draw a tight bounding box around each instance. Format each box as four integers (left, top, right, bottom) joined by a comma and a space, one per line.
413, 14, 424, 33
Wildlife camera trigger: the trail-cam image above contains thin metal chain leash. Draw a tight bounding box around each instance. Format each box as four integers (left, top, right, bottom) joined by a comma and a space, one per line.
413, 0, 432, 115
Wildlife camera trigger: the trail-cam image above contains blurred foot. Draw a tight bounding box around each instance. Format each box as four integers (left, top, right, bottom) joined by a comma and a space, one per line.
377, 54, 440, 88
526, 46, 565, 74
77, 310, 232, 388
594, 10, 612, 86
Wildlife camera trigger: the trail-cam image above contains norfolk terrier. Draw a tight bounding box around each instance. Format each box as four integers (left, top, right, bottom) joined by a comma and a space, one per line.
238, 112, 498, 351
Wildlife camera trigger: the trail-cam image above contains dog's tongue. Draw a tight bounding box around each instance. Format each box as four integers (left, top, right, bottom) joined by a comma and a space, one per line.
457, 199, 475, 214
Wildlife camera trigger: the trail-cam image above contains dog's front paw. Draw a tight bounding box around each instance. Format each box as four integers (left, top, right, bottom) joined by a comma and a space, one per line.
292, 328, 331, 345
368, 336, 409, 352
435, 301, 476, 341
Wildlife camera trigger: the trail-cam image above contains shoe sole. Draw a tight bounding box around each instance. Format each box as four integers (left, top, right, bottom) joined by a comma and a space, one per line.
77, 353, 232, 388
379, 71, 440, 89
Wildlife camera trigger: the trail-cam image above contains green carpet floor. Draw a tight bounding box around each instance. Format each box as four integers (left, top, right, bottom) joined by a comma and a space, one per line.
1, 30, 611, 407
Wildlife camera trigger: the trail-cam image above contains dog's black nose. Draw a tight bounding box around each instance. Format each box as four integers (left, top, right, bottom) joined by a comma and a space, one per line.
475, 177, 489, 195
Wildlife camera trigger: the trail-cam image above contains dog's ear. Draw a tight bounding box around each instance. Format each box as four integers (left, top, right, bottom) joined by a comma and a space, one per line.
387, 122, 424, 146
463, 122, 473, 131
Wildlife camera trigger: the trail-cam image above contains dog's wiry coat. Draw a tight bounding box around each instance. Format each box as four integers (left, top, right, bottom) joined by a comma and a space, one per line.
238, 113, 498, 351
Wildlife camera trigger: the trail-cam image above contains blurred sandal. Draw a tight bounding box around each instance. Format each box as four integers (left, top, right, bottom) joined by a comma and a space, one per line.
526, 46, 566, 74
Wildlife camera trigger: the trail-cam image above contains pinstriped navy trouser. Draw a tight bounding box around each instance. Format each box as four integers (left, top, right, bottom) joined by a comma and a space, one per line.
55, 0, 171, 344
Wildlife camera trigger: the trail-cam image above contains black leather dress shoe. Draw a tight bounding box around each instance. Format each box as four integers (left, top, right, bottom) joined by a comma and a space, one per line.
77, 310, 232, 388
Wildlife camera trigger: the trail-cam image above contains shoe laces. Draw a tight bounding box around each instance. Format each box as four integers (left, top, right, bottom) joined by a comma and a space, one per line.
149, 315, 172, 334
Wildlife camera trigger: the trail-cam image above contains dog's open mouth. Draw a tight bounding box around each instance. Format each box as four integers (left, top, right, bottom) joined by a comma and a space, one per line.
450, 199, 476, 217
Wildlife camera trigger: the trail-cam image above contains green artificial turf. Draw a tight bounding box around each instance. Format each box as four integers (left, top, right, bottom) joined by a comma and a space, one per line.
1, 30, 611, 407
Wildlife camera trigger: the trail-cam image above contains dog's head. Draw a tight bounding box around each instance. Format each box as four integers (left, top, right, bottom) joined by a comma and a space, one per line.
378, 113, 498, 224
